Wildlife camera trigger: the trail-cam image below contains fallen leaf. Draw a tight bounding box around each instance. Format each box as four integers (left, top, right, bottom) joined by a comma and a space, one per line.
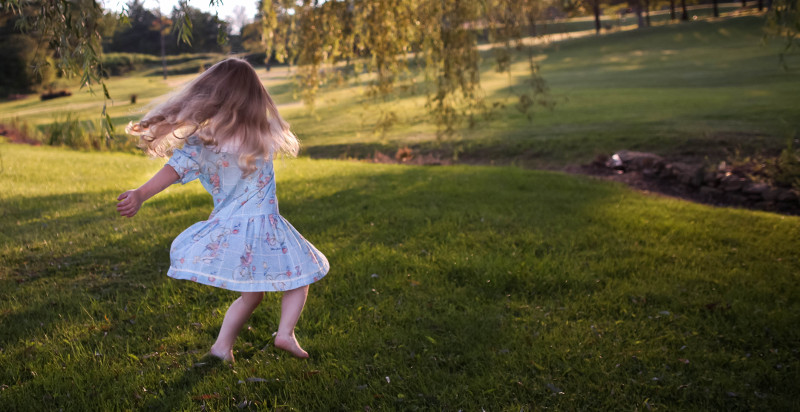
246, 377, 267, 383
192, 393, 221, 400
546, 383, 563, 394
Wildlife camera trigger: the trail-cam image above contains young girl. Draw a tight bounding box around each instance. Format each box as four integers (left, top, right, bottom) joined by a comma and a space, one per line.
116, 58, 329, 362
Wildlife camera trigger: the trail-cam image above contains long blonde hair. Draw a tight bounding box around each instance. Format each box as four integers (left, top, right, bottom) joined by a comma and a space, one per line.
127, 58, 299, 176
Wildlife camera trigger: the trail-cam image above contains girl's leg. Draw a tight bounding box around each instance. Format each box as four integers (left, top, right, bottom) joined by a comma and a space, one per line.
209, 291, 264, 362
274, 285, 310, 358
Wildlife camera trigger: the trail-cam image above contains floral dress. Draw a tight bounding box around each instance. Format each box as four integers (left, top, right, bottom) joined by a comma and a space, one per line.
165, 137, 329, 292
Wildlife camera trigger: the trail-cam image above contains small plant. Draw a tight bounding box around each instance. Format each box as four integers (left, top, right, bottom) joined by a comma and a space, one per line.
4, 117, 45, 144
46, 113, 103, 150
769, 136, 800, 190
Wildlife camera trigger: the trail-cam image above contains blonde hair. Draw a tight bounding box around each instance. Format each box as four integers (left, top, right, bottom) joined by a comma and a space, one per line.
127, 58, 299, 176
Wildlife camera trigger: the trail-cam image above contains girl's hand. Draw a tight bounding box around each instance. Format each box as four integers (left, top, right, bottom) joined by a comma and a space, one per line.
117, 190, 144, 217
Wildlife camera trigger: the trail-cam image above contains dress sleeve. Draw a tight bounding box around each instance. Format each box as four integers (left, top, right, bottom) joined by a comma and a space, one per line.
166, 138, 203, 185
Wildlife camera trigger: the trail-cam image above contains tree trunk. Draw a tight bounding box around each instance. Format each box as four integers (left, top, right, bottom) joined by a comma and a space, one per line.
670, 0, 676, 20
644, 0, 651, 26
681, 0, 689, 21
636, 1, 645, 28
741, 0, 746, 8
713, 0, 719, 17
593, 0, 601, 34
758, 0, 763, 10
157, 0, 167, 81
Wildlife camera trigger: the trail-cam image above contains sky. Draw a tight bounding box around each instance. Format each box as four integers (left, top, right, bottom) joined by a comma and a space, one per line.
102, 0, 260, 32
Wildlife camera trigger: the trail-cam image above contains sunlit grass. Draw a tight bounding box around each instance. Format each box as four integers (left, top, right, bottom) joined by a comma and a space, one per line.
2, 15, 797, 167
1, 141, 798, 410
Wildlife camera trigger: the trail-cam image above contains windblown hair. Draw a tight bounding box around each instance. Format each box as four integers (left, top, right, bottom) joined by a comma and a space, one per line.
127, 58, 299, 176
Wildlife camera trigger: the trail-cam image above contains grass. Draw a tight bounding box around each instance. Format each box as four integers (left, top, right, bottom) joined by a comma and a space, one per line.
283, 15, 800, 167
1, 141, 799, 410
1, 15, 798, 166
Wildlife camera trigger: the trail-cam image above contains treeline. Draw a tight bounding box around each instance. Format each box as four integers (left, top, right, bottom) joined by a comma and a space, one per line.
105, 0, 230, 56
0, 0, 234, 96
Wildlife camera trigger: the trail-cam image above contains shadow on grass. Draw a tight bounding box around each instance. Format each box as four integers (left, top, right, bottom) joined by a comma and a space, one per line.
0, 165, 661, 409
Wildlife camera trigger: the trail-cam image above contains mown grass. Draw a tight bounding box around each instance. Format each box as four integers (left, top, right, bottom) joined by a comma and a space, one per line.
284, 15, 800, 167
1, 141, 798, 410
2, 15, 798, 167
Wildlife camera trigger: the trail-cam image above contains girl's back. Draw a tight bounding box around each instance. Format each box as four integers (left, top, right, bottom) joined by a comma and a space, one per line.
167, 136, 328, 292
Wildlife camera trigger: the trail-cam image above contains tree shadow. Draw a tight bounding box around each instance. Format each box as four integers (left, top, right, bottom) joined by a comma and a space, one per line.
1, 164, 631, 409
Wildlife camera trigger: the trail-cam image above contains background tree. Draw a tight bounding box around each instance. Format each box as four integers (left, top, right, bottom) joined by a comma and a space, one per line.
107, 0, 160, 54
105, 0, 229, 55
768, 0, 799, 65
166, 3, 230, 54
261, 0, 550, 137
0, 7, 55, 96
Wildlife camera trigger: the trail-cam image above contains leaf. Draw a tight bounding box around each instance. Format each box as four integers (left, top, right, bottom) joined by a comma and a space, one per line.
546, 383, 564, 394
192, 393, 221, 400
127, 353, 139, 362
246, 377, 267, 383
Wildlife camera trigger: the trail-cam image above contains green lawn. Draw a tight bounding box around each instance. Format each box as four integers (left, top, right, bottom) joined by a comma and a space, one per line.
1, 141, 798, 410
2, 15, 798, 167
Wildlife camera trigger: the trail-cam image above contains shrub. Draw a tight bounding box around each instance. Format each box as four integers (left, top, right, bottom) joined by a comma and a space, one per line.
46, 114, 103, 150
769, 137, 800, 190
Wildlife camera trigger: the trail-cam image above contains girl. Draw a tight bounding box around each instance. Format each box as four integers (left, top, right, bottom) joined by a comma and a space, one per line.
116, 58, 329, 362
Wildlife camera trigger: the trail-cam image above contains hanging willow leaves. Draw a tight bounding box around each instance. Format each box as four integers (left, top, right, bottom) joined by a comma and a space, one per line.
1, 0, 115, 140
767, 0, 800, 68
260, 0, 552, 138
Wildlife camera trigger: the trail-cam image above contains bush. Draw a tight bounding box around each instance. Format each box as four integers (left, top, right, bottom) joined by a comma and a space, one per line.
770, 137, 800, 190
45, 114, 109, 150
101, 53, 224, 77
0, 34, 56, 96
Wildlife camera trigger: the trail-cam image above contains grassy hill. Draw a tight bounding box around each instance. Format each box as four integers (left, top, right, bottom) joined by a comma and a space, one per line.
1, 141, 798, 410
1, 15, 798, 167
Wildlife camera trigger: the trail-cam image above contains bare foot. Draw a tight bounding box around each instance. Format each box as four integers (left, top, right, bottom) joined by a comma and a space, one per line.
208, 346, 235, 363
274, 333, 309, 358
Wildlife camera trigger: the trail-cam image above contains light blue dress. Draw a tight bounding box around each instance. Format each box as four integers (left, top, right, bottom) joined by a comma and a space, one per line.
165, 137, 329, 292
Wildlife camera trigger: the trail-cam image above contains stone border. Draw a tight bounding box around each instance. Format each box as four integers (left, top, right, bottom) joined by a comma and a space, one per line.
594, 150, 800, 215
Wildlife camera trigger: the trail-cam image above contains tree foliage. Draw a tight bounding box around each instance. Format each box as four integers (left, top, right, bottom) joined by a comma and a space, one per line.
0, 9, 55, 95
106, 0, 229, 55
260, 0, 550, 137
1, 0, 113, 136
768, 0, 800, 65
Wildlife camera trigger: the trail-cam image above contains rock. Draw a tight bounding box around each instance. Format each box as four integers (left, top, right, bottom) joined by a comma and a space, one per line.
642, 167, 659, 178
725, 193, 749, 204
742, 182, 769, 196
720, 174, 746, 192
670, 162, 704, 186
592, 154, 609, 167
777, 189, 799, 203
659, 164, 675, 179
611, 150, 664, 172
606, 153, 624, 170
776, 201, 797, 212
704, 172, 720, 187
763, 187, 781, 201
700, 186, 723, 198
754, 201, 776, 210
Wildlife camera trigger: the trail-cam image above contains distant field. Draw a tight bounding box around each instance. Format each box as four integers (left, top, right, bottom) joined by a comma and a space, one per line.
1, 14, 798, 167
1, 141, 799, 410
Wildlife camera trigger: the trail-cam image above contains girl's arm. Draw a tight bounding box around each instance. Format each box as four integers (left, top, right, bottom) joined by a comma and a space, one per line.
116, 165, 180, 218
